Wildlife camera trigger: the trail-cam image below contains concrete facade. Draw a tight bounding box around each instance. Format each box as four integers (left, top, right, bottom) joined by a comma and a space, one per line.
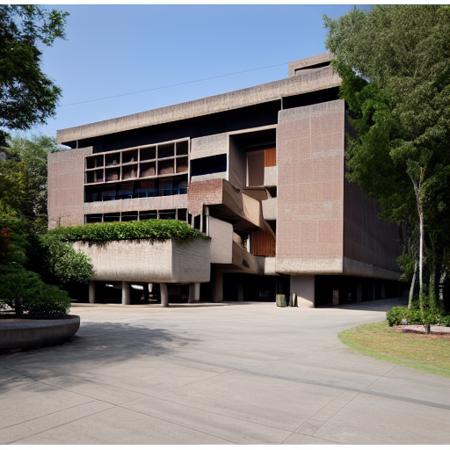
49, 53, 401, 306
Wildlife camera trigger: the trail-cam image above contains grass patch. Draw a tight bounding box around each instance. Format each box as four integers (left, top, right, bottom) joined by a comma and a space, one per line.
339, 321, 450, 378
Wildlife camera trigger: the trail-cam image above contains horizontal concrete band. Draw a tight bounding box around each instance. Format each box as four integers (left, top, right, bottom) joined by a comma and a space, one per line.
0, 316, 80, 350
57, 67, 340, 143
276, 257, 400, 280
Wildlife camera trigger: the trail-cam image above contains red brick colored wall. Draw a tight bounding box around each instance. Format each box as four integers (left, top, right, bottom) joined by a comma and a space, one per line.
48, 147, 92, 228
276, 100, 345, 274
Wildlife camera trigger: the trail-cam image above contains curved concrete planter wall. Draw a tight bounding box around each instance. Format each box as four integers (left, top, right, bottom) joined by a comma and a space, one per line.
0, 316, 80, 351
73, 239, 211, 283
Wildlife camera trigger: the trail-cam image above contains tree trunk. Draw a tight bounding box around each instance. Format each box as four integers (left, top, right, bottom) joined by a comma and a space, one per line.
408, 258, 417, 309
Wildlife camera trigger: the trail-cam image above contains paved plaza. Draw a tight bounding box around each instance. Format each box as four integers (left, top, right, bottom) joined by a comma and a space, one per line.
1, 300, 450, 444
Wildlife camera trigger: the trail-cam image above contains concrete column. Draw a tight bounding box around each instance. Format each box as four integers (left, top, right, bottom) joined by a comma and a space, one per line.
160, 283, 169, 307
213, 270, 224, 303
237, 283, 245, 302
371, 281, 377, 301
88, 281, 95, 304
332, 289, 340, 306
188, 283, 200, 303
121, 281, 130, 305
290, 275, 315, 308
356, 281, 363, 303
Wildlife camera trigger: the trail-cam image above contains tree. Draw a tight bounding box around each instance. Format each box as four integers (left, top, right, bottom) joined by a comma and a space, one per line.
0, 136, 60, 233
0, 5, 68, 146
0, 136, 92, 317
324, 6, 450, 319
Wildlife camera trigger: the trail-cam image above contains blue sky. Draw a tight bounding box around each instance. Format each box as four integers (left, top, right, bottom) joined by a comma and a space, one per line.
29, 5, 358, 138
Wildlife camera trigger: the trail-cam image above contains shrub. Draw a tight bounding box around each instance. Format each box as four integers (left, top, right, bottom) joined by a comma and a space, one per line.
0, 266, 42, 316
25, 284, 70, 319
387, 306, 409, 326
438, 314, 450, 328
387, 305, 450, 328
0, 265, 70, 318
46, 219, 207, 244
40, 235, 93, 284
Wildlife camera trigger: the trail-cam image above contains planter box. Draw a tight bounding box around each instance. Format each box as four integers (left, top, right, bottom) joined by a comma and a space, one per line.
0, 316, 80, 351
73, 238, 211, 283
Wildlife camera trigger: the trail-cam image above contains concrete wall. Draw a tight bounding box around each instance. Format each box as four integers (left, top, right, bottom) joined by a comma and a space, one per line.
343, 181, 400, 280
290, 275, 315, 308
48, 147, 91, 228
264, 166, 278, 187
276, 100, 345, 274
73, 239, 211, 283
208, 217, 233, 264
262, 197, 277, 221
190, 133, 228, 160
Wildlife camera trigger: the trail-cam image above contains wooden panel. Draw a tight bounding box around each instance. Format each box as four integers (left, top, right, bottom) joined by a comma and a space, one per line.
247, 150, 264, 186
251, 230, 276, 257
264, 147, 276, 167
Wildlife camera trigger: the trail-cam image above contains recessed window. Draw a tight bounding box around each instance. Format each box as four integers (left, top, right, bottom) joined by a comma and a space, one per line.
121, 211, 138, 221
104, 213, 121, 223
139, 210, 157, 220
85, 214, 102, 223
159, 209, 176, 220
191, 154, 226, 176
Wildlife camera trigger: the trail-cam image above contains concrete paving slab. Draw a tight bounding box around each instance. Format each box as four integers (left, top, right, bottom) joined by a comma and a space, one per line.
0, 380, 91, 430
123, 395, 291, 444
0, 400, 112, 444
1, 300, 450, 444
314, 392, 450, 444
14, 405, 229, 444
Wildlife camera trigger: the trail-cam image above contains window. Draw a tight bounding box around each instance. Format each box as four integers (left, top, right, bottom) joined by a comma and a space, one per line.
121, 211, 138, 221
159, 209, 176, 220
85, 214, 102, 223
139, 210, 157, 220
104, 213, 121, 223
191, 154, 226, 176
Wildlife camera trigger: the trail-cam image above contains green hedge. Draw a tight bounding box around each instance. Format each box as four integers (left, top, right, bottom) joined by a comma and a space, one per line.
387, 306, 450, 327
46, 220, 208, 243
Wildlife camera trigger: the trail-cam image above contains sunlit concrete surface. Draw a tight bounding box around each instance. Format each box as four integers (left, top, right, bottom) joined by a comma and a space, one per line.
1, 300, 450, 444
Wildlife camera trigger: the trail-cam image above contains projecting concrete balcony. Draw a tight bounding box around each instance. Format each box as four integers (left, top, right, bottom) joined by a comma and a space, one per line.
73, 239, 211, 283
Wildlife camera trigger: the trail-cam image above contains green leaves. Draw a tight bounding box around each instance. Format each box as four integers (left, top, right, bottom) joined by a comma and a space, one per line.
46, 220, 208, 244
325, 5, 450, 307
0, 5, 68, 141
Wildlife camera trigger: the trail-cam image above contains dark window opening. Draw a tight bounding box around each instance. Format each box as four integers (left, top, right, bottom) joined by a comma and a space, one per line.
85, 214, 102, 223
191, 154, 227, 177
177, 208, 187, 221
121, 211, 138, 221
159, 209, 176, 220
139, 210, 157, 220
103, 213, 121, 223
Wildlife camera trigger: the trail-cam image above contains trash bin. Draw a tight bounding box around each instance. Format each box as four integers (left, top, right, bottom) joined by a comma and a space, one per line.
276, 294, 287, 307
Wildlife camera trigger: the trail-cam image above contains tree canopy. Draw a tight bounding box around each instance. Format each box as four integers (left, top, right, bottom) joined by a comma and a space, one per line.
0, 5, 68, 145
325, 5, 450, 314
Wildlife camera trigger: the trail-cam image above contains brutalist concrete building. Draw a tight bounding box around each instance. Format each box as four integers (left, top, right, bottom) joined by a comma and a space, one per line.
49, 52, 401, 307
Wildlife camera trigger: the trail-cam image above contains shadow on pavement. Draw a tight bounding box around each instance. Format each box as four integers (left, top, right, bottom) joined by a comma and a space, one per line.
0, 321, 197, 393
